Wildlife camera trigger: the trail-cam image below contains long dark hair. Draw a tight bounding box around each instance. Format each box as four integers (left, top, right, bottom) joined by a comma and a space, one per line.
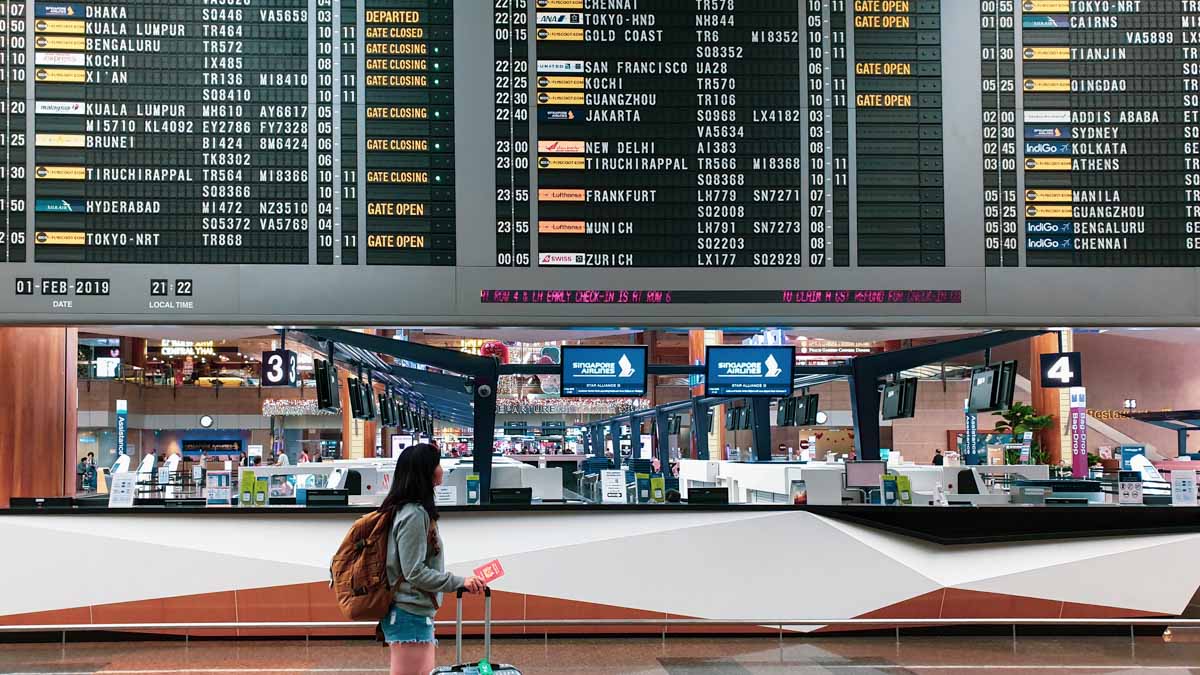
379, 443, 441, 520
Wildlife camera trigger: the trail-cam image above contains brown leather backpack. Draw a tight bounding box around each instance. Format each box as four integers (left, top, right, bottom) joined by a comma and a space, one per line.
331, 509, 398, 621
330, 508, 440, 621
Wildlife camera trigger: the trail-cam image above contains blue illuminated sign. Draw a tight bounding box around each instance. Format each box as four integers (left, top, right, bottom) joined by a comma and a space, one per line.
560, 346, 647, 397
705, 346, 796, 397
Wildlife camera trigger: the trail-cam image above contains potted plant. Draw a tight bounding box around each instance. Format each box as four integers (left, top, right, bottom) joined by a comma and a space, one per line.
993, 402, 1055, 464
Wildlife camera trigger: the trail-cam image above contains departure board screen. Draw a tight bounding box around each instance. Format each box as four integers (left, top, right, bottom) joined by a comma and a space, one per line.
2, 0, 1200, 325
14, 0, 454, 267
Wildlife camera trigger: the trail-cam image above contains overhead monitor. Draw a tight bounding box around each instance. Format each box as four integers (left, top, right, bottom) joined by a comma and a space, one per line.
346, 378, 365, 420
845, 461, 888, 490
560, 346, 648, 398
801, 394, 821, 426
314, 359, 340, 413
705, 346, 796, 397
968, 367, 999, 412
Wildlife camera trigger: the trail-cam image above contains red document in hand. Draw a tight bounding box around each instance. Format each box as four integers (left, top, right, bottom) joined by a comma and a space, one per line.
473, 559, 506, 583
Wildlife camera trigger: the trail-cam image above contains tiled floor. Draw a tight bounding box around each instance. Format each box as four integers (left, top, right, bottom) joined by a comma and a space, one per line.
0, 635, 1199, 674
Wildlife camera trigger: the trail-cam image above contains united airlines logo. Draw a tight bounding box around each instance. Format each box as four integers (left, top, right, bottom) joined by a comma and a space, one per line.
537, 59, 584, 73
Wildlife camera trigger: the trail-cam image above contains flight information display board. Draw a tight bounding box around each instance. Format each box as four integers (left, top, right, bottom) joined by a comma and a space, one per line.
2, 0, 1200, 325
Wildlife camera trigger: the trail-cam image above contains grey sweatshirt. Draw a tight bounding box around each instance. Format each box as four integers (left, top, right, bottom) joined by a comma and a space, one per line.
386, 502, 465, 617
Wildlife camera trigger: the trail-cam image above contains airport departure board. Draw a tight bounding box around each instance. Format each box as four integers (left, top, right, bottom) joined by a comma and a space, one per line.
2, 0, 1200, 324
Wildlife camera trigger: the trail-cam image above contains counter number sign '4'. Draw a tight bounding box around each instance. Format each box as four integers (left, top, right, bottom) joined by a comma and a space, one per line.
1039, 352, 1083, 388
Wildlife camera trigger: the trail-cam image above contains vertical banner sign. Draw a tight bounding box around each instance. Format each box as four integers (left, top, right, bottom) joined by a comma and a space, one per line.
115, 399, 128, 458
1070, 387, 1088, 478
964, 399, 980, 465
1020, 431, 1033, 464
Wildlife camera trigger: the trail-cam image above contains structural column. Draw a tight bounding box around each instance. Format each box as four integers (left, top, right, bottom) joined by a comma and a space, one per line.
0, 328, 78, 507
688, 329, 723, 458
1029, 331, 1068, 465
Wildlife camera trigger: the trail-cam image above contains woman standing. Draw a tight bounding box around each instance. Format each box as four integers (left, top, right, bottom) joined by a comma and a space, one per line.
380, 444, 485, 675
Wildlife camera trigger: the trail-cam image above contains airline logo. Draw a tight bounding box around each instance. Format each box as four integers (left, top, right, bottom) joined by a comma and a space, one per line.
537, 75, 584, 89
1027, 237, 1074, 250
34, 231, 85, 245
35, 100, 84, 115
35, 133, 86, 147
1025, 141, 1071, 156
1026, 204, 1072, 218
1025, 125, 1071, 140
539, 252, 584, 266
538, 220, 585, 234
36, 68, 85, 83
1023, 0, 1069, 11
35, 4, 84, 17
35, 35, 84, 50
1025, 189, 1073, 203
536, 12, 582, 25
35, 19, 86, 34
537, 59, 584, 73
1025, 157, 1071, 171
1024, 78, 1070, 92
1022, 14, 1069, 29
538, 91, 584, 105
537, 140, 585, 153
35, 51, 85, 66
764, 354, 783, 378
35, 165, 85, 180
1024, 109, 1071, 124
1027, 220, 1072, 235
538, 188, 584, 201
35, 198, 84, 213
536, 27, 584, 41
538, 156, 584, 169
538, 107, 583, 122
1023, 47, 1070, 61
535, 0, 584, 8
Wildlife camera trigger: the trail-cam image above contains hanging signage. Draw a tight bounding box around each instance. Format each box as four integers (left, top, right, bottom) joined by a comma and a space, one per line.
1070, 387, 1089, 478
261, 349, 299, 387
1039, 352, 1083, 388
704, 345, 796, 397
560, 346, 648, 397
115, 399, 128, 457
963, 399, 981, 465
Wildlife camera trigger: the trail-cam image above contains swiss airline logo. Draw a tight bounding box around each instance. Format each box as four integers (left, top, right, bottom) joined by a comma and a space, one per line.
539, 253, 584, 266
537, 140, 584, 153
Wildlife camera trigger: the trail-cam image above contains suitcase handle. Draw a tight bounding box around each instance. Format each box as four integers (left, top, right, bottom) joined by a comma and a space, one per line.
454, 587, 492, 665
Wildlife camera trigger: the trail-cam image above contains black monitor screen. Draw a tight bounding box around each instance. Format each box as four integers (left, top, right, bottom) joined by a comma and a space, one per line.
347, 378, 364, 419
969, 367, 998, 412
881, 383, 902, 420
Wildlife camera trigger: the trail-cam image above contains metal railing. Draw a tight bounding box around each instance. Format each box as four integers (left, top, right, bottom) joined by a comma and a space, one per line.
0, 617, 1195, 633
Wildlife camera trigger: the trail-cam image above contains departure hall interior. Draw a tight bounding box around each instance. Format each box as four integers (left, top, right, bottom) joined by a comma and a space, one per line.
7, 0, 1200, 673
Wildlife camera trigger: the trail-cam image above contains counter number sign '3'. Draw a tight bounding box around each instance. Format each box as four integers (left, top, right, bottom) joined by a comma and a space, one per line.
262, 349, 299, 387
1039, 352, 1083, 388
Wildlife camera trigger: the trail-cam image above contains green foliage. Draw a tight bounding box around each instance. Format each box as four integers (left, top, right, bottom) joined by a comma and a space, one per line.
994, 402, 1056, 464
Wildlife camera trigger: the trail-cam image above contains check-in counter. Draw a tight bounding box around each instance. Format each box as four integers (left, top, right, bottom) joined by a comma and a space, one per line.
5, 502, 1200, 639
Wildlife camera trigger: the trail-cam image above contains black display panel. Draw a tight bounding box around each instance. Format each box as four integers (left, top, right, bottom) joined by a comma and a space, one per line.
18, 0, 454, 267
7, 1, 1200, 325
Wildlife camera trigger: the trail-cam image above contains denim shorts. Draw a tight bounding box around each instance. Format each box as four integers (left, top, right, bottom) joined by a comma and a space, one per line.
380, 606, 436, 645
